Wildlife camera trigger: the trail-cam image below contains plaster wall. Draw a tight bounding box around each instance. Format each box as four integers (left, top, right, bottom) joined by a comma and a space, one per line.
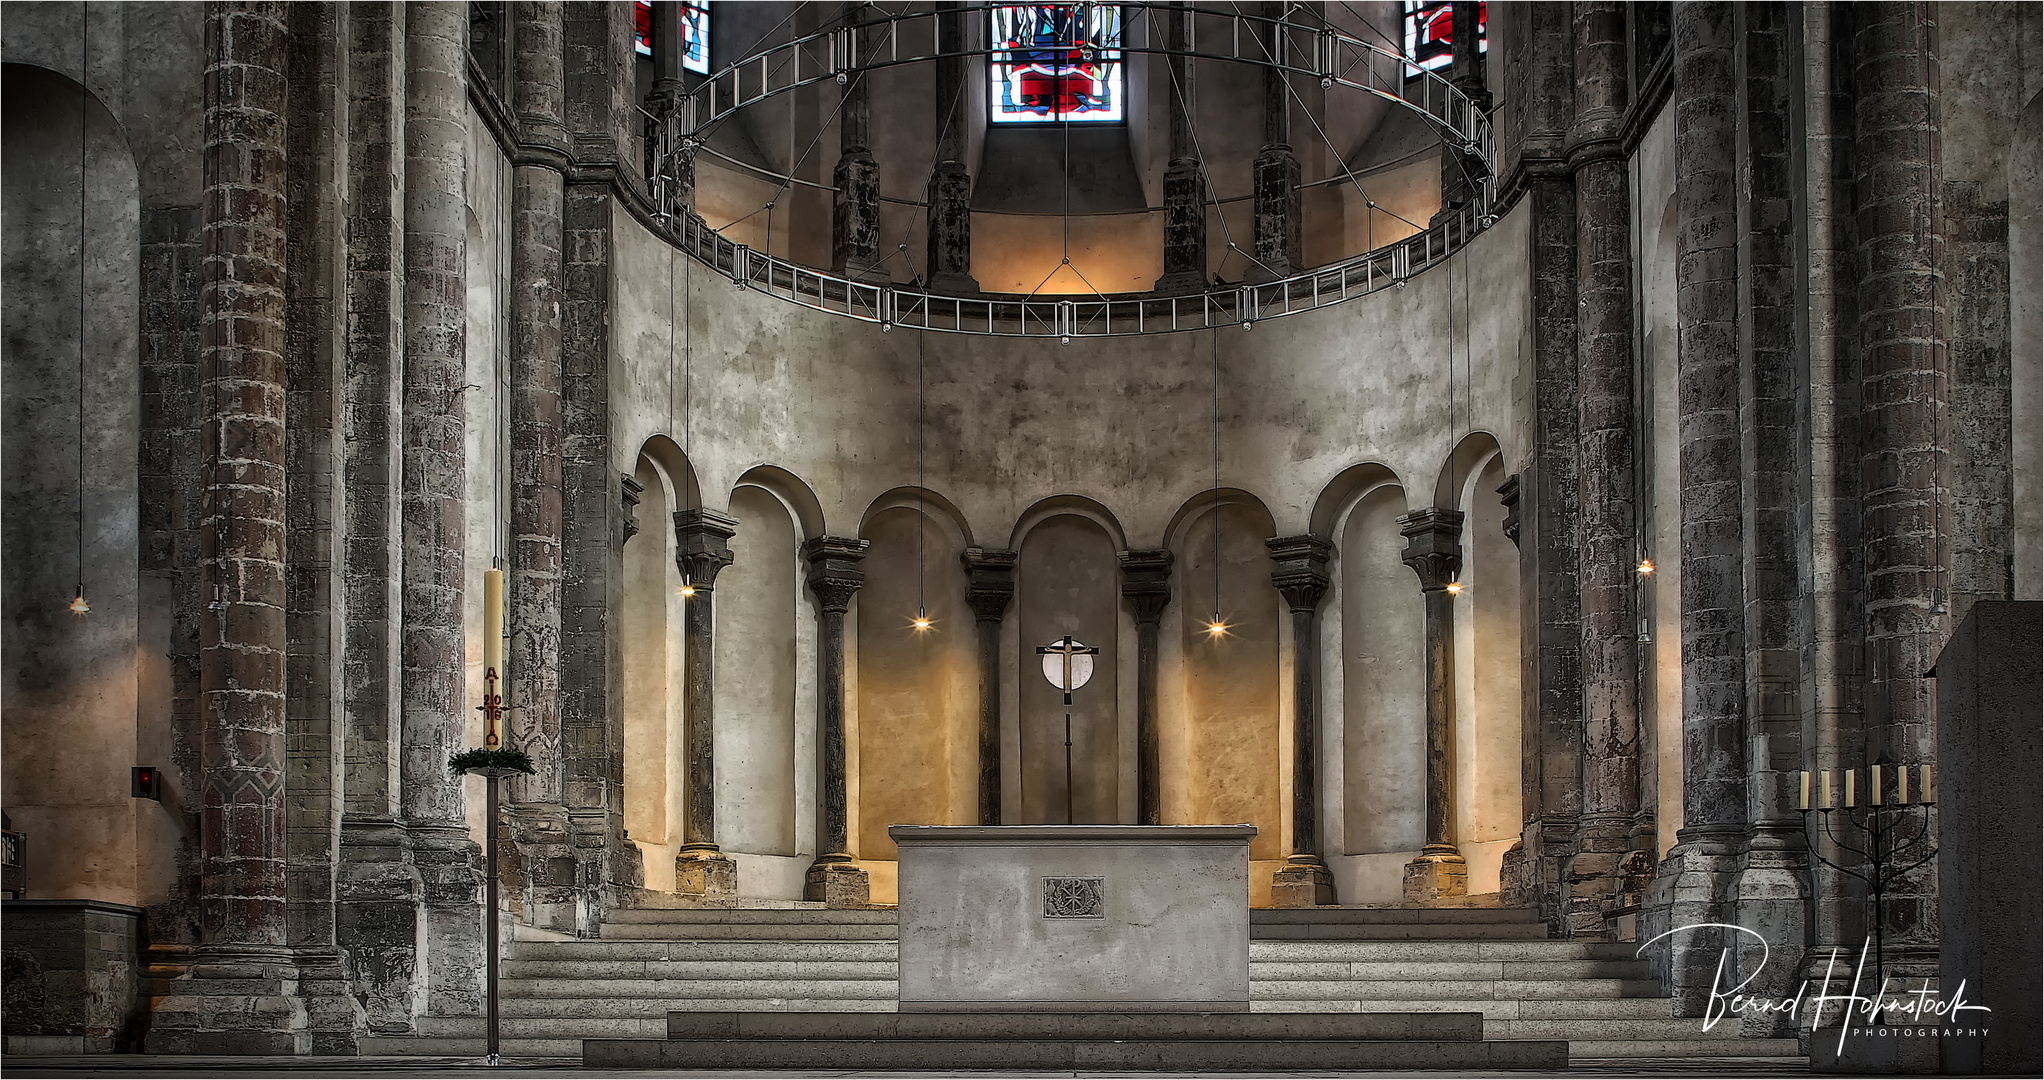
461, 106, 511, 845
1456, 451, 1522, 891
1632, 103, 1684, 856
2, 67, 145, 903
714, 484, 801, 858
1016, 514, 1123, 825
1331, 483, 1424, 903
1167, 500, 1282, 871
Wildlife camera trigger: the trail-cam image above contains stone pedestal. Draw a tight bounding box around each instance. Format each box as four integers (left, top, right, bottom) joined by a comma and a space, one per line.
675, 850, 737, 896
1935, 601, 2041, 1076
803, 859, 871, 907
1270, 860, 1335, 908
143, 948, 310, 1054
892, 825, 1254, 1013
1402, 851, 1469, 903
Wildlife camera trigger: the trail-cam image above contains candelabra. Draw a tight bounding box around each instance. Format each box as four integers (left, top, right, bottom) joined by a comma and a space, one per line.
1797, 764, 1938, 1026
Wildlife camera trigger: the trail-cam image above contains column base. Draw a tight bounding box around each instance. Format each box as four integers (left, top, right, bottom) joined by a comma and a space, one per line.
803, 859, 871, 907
1150, 270, 1208, 296
925, 271, 982, 295
675, 848, 737, 896
1270, 859, 1335, 908
143, 947, 310, 1055
1403, 849, 1469, 903
294, 947, 366, 1055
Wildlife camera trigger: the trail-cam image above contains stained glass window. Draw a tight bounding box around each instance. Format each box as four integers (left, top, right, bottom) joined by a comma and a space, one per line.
635, 1, 709, 75
989, 5, 1124, 123
1403, 0, 1485, 75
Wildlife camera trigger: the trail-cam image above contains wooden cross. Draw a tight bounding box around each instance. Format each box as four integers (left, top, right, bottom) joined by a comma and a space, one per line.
1036, 634, 1098, 705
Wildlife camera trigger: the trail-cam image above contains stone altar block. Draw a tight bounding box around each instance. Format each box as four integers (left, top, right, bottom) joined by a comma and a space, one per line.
890, 824, 1254, 1013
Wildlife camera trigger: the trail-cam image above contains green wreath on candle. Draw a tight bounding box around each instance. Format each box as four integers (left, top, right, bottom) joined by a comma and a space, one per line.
449, 746, 536, 777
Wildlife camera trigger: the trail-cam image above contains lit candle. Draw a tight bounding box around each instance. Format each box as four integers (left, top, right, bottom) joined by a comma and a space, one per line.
483, 567, 505, 681
1820, 770, 1832, 809
1799, 770, 1811, 810
1897, 764, 1910, 804
1844, 768, 1856, 808
1870, 764, 1883, 806
1920, 764, 1933, 804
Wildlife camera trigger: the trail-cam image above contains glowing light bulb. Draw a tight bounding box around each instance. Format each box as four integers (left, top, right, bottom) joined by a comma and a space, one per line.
68, 593, 90, 615
1636, 558, 1655, 576
912, 607, 932, 631
1205, 616, 1228, 637
678, 579, 696, 598
1445, 579, 1463, 595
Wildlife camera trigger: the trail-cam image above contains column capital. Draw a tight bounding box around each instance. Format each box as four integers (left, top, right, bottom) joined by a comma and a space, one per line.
674, 508, 738, 590
621, 473, 644, 544
1399, 508, 1465, 592
961, 547, 1019, 623
1497, 473, 1522, 548
1118, 549, 1175, 625
1266, 534, 1332, 613
804, 535, 869, 614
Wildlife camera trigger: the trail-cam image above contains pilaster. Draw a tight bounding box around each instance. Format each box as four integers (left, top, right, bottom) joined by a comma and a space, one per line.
1268, 536, 1333, 906
805, 536, 870, 906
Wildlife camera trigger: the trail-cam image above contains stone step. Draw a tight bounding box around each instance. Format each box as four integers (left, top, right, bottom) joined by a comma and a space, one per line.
1249, 939, 1637, 961
1250, 905, 1543, 923
1249, 997, 1682, 1020
503, 959, 895, 981
510, 940, 897, 962
356, 1035, 583, 1057
583, 1037, 1568, 1071
498, 977, 898, 1000
1253, 977, 1666, 1000
1249, 959, 1652, 981
1569, 1038, 1805, 1058
1485, 1017, 1754, 1041
599, 920, 899, 940
604, 907, 898, 924
1249, 922, 1551, 940
661, 1011, 1485, 1041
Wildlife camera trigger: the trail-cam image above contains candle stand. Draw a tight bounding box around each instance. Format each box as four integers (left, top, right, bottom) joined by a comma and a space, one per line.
1799, 786, 1937, 1025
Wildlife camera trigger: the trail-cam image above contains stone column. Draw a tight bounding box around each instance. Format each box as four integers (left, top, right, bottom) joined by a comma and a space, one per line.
1268, 536, 1334, 907
1852, 0, 1945, 960
1400, 509, 1467, 902
334, 0, 425, 1035
399, 0, 484, 1019
282, 1, 368, 1053
674, 509, 738, 894
925, 1, 979, 293
1250, 2, 1300, 282
1512, 1, 1583, 938
647, 0, 688, 102
1649, 0, 1745, 1012
965, 548, 1020, 824
1564, 0, 1646, 937
832, 2, 883, 280
148, 1, 308, 1054
1153, 2, 1206, 293
1117, 550, 1171, 826
504, 0, 578, 934
804, 536, 871, 906
1728, 0, 1806, 1029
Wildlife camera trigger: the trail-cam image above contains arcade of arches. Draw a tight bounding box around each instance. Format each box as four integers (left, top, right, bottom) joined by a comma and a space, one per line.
1, 0, 2037, 1056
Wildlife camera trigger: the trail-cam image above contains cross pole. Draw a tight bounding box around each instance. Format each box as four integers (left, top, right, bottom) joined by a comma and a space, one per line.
1035, 635, 1099, 823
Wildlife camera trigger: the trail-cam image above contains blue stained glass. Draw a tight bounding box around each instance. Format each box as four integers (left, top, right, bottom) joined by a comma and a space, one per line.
636, 2, 710, 75
989, 5, 1124, 123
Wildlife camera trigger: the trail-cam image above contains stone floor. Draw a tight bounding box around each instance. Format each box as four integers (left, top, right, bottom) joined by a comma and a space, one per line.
1, 1054, 1814, 1078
